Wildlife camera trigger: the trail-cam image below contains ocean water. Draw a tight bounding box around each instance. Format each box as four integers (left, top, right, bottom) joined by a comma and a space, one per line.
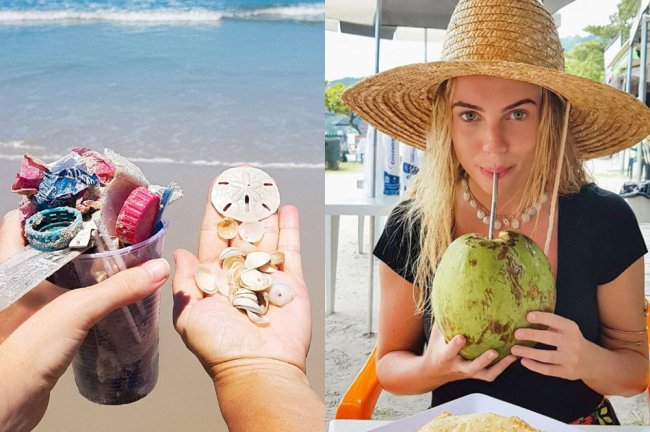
0, 0, 323, 168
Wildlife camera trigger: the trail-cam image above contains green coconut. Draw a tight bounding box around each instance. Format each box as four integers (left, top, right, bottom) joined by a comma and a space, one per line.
432, 231, 556, 361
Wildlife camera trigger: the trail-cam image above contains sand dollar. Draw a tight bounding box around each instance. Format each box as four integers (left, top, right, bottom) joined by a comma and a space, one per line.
211, 166, 280, 223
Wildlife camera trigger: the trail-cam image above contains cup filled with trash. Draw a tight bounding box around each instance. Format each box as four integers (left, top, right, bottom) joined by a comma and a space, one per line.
9, 147, 182, 405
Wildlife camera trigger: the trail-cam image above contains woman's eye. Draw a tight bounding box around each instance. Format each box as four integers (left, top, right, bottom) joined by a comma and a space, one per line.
510, 110, 527, 120
460, 111, 478, 122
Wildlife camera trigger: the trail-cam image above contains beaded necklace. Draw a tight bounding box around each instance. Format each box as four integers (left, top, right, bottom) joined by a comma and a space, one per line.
461, 177, 547, 230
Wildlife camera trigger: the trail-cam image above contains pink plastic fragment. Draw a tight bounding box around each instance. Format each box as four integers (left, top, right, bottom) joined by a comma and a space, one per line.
18, 197, 36, 225
72, 147, 116, 184
11, 154, 48, 196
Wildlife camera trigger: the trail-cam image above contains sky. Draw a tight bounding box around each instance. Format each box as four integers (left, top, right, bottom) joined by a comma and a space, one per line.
325, 0, 621, 81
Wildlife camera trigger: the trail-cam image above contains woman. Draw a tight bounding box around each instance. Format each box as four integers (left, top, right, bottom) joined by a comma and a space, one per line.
343, 0, 650, 424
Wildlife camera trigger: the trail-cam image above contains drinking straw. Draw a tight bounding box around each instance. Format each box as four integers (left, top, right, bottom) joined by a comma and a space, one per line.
488, 172, 498, 240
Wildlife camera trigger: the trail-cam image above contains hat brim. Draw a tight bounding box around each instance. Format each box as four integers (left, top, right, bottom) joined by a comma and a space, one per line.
342, 61, 650, 160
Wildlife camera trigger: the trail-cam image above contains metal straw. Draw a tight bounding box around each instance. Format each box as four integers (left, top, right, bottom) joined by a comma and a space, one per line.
488, 172, 498, 239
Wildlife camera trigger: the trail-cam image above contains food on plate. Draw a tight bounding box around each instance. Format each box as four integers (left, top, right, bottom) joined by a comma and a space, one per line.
418, 411, 543, 432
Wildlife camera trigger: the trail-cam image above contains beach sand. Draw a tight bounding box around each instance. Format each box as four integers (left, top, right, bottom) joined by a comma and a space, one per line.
0, 159, 324, 432
325, 161, 650, 425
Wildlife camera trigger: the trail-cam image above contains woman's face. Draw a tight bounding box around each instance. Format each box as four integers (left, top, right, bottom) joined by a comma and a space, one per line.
451, 75, 542, 208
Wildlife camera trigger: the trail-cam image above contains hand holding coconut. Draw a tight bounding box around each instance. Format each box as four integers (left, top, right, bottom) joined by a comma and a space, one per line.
423, 321, 518, 384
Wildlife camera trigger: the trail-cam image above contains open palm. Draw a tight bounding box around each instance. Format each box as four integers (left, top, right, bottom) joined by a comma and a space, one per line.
172, 193, 312, 377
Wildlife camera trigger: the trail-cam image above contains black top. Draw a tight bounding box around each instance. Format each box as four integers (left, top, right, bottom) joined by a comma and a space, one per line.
373, 183, 647, 422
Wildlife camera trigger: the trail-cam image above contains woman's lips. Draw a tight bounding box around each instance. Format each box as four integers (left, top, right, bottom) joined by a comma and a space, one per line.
479, 166, 511, 178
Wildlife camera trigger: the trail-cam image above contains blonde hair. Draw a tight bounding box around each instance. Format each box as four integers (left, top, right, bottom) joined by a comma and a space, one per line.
398, 78, 590, 315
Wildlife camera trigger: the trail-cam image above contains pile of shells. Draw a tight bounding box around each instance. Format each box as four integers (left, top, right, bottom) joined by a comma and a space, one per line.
194, 242, 294, 324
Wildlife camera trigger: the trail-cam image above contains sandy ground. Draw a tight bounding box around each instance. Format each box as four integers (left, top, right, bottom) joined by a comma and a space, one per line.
325, 156, 650, 425
0, 159, 323, 432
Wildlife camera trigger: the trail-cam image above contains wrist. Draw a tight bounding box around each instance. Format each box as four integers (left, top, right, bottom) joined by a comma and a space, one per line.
211, 357, 309, 392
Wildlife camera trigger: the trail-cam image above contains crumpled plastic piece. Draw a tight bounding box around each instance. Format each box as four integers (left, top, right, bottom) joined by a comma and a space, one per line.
72, 147, 116, 185
32, 167, 99, 211
18, 197, 36, 225
11, 154, 48, 196
49, 153, 84, 172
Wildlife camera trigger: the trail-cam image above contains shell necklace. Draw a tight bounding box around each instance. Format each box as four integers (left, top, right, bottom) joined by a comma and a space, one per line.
461, 177, 547, 230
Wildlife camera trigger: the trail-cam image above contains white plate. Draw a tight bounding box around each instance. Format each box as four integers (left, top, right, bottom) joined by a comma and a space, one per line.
368, 393, 579, 431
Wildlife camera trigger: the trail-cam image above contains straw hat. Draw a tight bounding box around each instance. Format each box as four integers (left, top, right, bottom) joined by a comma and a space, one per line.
342, 0, 650, 160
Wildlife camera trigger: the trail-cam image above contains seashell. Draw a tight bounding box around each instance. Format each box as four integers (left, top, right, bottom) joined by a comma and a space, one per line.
269, 280, 294, 307
227, 264, 245, 286
246, 310, 270, 325
218, 246, 245, 262
240, 269, 273, 292
233, 296, 263, 313
232, 288, 258, 302
232, 239, 257, 255
238, 221, 265, 243
217, 218, 239, 240
210, 166, 281, 223
244, 251, 271, 269
222, 255, 245, 271
270, 251, 285, 267
258, 291, 270, 315
195, 264, 218, 295
258, 263, 278, 273
214, 268, 230, 296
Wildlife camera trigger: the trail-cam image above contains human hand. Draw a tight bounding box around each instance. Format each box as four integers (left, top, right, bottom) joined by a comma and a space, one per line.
172, 192, 311, 379
511, 311, 587, 380
0, 210, 66, 342
0, 209, 169, 432
425, 322, 517, 383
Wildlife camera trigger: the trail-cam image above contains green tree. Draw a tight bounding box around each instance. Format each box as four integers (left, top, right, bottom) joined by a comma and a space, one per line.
564, 0, 640, 81
565, 40, 606, 81
584, 0, 640, 42
324, 82, 361, 134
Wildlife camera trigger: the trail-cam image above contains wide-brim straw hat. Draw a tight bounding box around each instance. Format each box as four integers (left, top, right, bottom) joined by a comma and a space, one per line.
342, 0, 650, 160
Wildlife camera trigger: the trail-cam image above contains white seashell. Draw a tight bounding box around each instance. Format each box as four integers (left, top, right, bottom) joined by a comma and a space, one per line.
469, 200, 477, 209
462, 191, 470, 201
232, 296, 262, 312
232, 239, 257, 255
258, 291, 270, 314
246, 310, 270, 325
269, 280, 294, 307
494, 220, 502, 230
210, 166, 281, 223
511, 219, 520, 229
214, 268, 230, 296
238, 221, 265, 243
258, 263, 278, 273
217, 218, 239, 240
218, 246, 245, 262
482, 216, 489, 225
222, 255, 245, 271
521, 213, 531, 223
240, 269, 273, 291
227, 264, 245, 286
232, 288, 258, 302
270, 251, 285, 267
477, 209, 485, 219
195, 264, 218, 295
244, 251, 272, 269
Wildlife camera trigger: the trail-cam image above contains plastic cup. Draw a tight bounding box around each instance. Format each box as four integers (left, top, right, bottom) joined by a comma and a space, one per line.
49, 221, 168, 405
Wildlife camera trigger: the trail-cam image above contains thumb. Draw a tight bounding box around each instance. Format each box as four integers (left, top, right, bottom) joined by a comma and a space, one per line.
80, 258, 170, 326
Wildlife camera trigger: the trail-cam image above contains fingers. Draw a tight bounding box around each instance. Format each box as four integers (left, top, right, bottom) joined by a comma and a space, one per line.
0, 210, 26, 262
478, 355, 518, 381
437, 334, 466, 363
79, 258, 170, 327
515, 327, 560, 347
525, 311, 567, 330
256, 213, 279, 253
172, 249, 203, 327
198, 178, 228, 263
277, 205, 303, 279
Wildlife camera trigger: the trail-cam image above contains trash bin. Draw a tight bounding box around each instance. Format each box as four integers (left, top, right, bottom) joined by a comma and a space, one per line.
620, 180, 650, 223
325, 137, 341, 170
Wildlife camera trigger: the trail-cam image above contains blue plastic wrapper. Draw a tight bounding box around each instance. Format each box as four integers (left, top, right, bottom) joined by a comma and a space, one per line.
33, 168, 99, 211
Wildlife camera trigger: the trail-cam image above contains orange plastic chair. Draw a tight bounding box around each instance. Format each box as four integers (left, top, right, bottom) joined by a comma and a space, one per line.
335, 345, 382, 419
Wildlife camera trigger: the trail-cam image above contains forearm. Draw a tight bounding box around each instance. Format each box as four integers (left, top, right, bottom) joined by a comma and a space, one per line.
581, 341, 648, 396
377, 350, 449, 395
0, 344, 49, 432
212, 358, 324, 431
